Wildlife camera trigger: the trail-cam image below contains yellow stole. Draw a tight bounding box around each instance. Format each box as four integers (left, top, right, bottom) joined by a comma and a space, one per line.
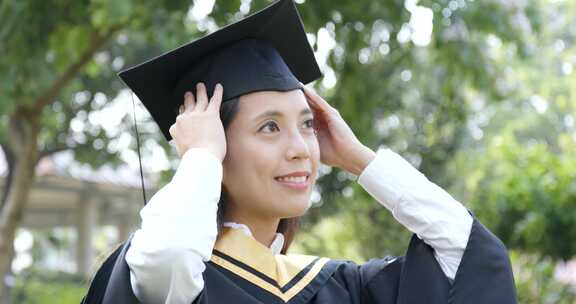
210, 227, 330, 302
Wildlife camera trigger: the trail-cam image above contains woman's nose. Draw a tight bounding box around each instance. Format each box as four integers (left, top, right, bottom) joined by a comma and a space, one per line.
285, 131, 310, 160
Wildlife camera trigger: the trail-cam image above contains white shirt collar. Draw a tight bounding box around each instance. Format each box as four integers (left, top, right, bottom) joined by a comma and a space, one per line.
222, 222, 285, 255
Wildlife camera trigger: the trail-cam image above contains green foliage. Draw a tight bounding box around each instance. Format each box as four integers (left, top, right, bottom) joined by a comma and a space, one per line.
90, 0, 133, 28
296, 188, 411, 261
3, 0, 576, 301
446, 0, 576, 260
0, 0, 195, 160
452, 133, 576, 259
511, 251, 576, 303
10, 270, 85, 304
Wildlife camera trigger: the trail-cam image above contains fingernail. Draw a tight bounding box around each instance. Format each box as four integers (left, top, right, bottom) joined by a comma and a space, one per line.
216, 83, 222, 90
197, 82, 204, 88
184, 91, 191, 98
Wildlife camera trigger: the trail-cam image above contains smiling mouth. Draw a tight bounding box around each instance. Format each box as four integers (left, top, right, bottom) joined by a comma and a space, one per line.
274, 175, 310, 190
274, 176, 308, 183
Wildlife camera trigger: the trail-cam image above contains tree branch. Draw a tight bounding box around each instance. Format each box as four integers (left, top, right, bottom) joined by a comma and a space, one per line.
37, 138, 97, 164
37, 85, 101, 161
37, 145, 70, 161
31, 24, 125, 112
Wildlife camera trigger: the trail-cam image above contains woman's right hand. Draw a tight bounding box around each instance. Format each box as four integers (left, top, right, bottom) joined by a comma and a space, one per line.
169, 82, 226, 161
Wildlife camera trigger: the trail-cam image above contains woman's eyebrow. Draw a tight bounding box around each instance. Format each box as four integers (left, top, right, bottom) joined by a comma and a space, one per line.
254, 108, 313, 120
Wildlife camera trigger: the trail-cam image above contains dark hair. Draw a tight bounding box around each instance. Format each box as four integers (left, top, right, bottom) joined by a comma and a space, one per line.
218, 97, 300, 254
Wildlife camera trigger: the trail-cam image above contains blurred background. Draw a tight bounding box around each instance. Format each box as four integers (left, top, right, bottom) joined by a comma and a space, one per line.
1, 0, 575, 303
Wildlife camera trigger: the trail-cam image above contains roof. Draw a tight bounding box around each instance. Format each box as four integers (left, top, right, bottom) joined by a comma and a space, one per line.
0, 147, 156, 189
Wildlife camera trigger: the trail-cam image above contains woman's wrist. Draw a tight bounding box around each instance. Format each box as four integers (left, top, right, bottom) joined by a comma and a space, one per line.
345, 144, 376, 175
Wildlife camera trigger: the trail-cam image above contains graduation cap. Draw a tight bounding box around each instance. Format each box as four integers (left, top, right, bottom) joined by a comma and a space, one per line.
119, 0, 322, 141
118, 0, 321, 204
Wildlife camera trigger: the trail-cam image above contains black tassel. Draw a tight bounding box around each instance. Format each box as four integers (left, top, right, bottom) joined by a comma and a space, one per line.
130, 92, 147, 206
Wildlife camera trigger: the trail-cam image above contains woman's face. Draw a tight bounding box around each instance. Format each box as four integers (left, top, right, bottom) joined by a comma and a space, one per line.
222, 89, 320, 220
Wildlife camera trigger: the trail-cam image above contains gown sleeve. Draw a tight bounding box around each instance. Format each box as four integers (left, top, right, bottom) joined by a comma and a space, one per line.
331, 216, 517, 304
125, 148, 223, 304
328, 148, 517, 303
80, 148, 223, 304
357, 148, 472, 280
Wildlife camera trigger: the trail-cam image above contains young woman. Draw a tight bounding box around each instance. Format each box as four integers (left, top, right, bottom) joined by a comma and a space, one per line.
81, 1, 517, 303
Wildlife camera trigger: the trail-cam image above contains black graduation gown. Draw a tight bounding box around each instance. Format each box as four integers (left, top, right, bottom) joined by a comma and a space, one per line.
81, 216, 517, 304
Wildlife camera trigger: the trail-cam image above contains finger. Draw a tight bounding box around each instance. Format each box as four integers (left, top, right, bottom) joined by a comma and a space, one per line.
306, 96, 322, 111
303, 87, 335, 114
305, 93, 327, 120
303, 90, 325, 114
194, 82, 208, 112
184, 91, 196, 112
208, 83, 223, 112
169, 123, 176, 137
169, 127, 183, 156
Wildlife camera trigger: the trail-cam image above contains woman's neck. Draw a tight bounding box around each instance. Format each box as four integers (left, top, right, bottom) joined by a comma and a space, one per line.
224, 212, 280, 248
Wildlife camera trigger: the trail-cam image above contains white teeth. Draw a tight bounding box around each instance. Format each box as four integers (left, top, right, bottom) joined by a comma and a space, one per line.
276, 176, 307, 183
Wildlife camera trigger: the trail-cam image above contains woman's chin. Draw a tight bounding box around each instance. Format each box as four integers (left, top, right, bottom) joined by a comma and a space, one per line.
278, 200, 310, 217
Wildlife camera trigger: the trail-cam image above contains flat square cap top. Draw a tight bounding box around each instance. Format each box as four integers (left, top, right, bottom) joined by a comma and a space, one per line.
118, 0, 321, 140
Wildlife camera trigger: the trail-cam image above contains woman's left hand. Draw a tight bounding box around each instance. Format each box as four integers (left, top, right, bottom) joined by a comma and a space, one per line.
303, 87, 376, 175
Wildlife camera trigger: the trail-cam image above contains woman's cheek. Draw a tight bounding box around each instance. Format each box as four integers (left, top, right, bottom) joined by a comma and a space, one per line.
309, 136, 321, 164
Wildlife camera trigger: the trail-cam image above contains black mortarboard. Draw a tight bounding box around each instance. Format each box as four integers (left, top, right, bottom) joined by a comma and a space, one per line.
119, 0, 321, 141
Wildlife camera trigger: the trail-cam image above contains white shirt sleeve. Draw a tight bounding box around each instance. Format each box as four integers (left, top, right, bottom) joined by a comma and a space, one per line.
357, 148, 473, 280
125, 148, 223, 304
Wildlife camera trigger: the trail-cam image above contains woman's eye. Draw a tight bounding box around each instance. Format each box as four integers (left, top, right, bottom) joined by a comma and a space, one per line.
303, 119, 314, 129
259, 119, 314, 133
259, 121, 279, 133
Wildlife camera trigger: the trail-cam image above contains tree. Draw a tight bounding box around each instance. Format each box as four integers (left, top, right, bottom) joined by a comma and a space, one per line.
447, 0, 576, 260
0, 0, 560, 300
0, 0, 202, 297
457, 134, 576, 259
295, 0, 544, 259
